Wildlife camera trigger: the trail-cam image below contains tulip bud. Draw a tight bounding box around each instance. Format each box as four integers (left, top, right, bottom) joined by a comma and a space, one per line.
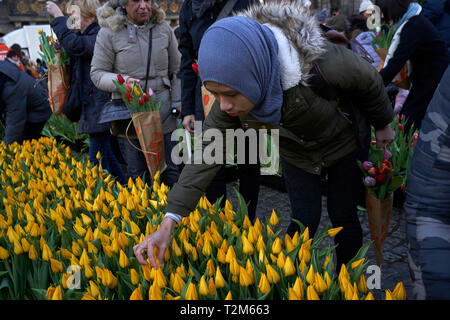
368, 167, 378, 177
283, 256, 296, 277
398, 123, 403, 131
376, 173, 386, 184
258, 273, 271, 294
328, 226, 343, 237
50, 258, 63, 273
130, 286, 143, 300
364, 176, 376, 187
199, 276, 209, 296
148, 87, 154, 96
362, 161, 373, 170
384, 149, 392, 160
215, 267, 226, 288
269, 210, 279, 226
392, 281, 406, 300
185, 282, 198, 300
225, 291, 232, 300
307, 284, 320, 300
130, 268, 139, 285
117, 74, 125, 84
0, 246, 10, 260
271, 237, 282, 255
138, 97, 144, 106
143, 93, 149, 102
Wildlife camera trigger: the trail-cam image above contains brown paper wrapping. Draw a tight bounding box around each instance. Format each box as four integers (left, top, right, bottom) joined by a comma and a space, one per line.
47, 64, 69, 116
129, 111, 167, 180
365, 189, 394, 267
375, 48, 410, 89
201, 85, 215, 118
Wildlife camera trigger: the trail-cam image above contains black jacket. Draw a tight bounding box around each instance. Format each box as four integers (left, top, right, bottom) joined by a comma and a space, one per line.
380, 14, 449, 130
51, 17, 110, 134
0, 60, 51, 144
178, 0, 257, 120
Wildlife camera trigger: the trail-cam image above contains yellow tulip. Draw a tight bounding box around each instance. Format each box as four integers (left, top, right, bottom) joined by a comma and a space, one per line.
148, 282, 162, 300
130, 286, 143, 300
324, 271, 333, 288
155, 268, 167, 288
258, 273, 271, 294
13, 239, 23, 255
20, 238, 30, 253
328, 226, 343, 237
46, 286, 55, 300
242, 234, 254, 255
217, 248, 226, 264
206, 259, 215, 277
351, 258, 365, 270
307, 284, 320, 300
172, 273, 186, 294
293, 277, 304, 300
0, 246, 9, 260
239, 267, 252, 287
256, 235, 266, 252
314, 273, 328, 294
51, 285, 63, 300
215, 267, 226, 288
271, 237, 282, 255
50, 258, 63, 273
42, 243, 53, 261
299, 259, 307, 274
265, 264, 280, 284
208, 278, 216, 296
283, 256, 296, 277
230, 257, 240, 276
119, 250, 130, 268
365, 292, 375, 300
392, 282, 406, 300
185, 282, 198, 300
306, 265, 315, 285
28, 244, 38, 260
225, 246, 236, 263
269, 209, 279, 226
172, 239, 182, 257
225, 291, 232, 300
358, 274, 368, 294
88, 281, 101, 298
199, 276, 209, 296
130, 269, 139, 286
289, 287, 301, 300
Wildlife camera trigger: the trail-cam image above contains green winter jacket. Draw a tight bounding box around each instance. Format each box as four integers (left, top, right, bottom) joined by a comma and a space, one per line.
166, 2, 393, 217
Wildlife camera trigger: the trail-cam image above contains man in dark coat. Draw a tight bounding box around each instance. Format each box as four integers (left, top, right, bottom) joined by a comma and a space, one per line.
0, 59, 51, 145
178, 0, 261, 221
422, 0, 450, 56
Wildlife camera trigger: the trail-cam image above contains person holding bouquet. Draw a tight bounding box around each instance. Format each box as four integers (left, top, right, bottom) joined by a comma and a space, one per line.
46, 0, 127, 184
376, 0, 449, 132
134, 1, 395, 272
91, 0, 180, 188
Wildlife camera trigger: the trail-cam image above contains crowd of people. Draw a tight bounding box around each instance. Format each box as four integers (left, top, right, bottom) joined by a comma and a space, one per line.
0, 0, 448, 300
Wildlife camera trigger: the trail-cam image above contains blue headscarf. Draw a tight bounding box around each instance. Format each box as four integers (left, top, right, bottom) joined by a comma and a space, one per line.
198, 16, 283, 125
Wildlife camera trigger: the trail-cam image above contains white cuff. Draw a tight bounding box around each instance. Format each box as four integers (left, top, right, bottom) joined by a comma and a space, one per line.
164, 212, 182, 224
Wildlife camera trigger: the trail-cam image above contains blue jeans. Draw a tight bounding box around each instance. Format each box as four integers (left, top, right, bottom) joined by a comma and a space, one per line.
116, 133, 179, 188
89, 132, 127, 185
282, 150, 364, 269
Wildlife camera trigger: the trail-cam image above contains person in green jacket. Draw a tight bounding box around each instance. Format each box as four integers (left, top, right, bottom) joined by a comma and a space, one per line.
134, 0, 395, 270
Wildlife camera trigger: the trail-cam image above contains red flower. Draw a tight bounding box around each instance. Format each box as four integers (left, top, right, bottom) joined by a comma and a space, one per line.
368, 167, 378, 177
192, 62, 199, 74
126, 92, 132, 103
117, 74, 125, 84
143, 93, 149, 102
138, 97, 144, 106
398, 123, 404, 131
380, 163, 391, 174
376, 173, 386, 184
382, 159, 391, 168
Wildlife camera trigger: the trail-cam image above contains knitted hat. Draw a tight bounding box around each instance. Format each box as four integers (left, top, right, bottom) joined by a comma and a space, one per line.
359, 0, 374, 13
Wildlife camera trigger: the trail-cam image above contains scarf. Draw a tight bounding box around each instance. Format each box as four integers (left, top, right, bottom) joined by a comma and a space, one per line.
198, 16, 283, 125
384, 2, 422, 68
192, 0, 224, 18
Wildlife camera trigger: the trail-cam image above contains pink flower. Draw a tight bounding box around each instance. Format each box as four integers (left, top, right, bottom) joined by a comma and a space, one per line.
148, 87, 154, 96
364, 176, 376, 187
362, 161, 373, 170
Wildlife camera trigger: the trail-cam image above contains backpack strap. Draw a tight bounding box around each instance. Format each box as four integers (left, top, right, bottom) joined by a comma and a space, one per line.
216, 0, 239, 21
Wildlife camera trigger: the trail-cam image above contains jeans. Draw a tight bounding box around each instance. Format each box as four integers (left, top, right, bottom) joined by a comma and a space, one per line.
282, 150, 364, 269
117, 133, 179, 188
89, 132, 127, 185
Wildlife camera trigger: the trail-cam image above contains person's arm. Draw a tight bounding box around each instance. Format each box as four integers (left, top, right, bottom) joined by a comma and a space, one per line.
379, 18, 423, 86
421, 0, 445, 24
50, 16, 97, 57
90, 28, 123, 93
178, 2, 198, 118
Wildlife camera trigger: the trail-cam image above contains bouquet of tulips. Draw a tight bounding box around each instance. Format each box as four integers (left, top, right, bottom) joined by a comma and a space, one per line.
112, 74, 166, 180
358, 115, 417, 266
38, 29, 70, 116
0, 137, 407, 300
112, 74, 161, 114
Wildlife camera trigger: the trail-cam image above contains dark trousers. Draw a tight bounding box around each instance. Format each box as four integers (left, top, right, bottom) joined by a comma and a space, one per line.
282, 149, 364, 269
205, 162, 260, 222
117, 133, 179, 188
89, 132, 127, 185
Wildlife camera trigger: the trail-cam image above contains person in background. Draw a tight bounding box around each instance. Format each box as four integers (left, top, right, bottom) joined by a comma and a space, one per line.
316, 8, 328, 24
359, 0, 375, 19
326, 6, 348, 33
91, 0, 181, 188
46, 0, 127, 184
178, 0, 260, 221
0, 57, 51, 145
422, 0, 450, 56
133, 1, 395, 271
376, 0, 449, 132
404, 65, 450, 300
10, 44, 26, 72
0, 38, 9, 61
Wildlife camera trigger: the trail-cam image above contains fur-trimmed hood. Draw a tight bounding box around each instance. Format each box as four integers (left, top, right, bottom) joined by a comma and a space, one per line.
96, 1, 166, 32
236, 0, 327, 88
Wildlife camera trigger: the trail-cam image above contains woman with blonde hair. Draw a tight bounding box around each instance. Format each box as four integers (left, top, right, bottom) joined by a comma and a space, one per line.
90, 0, 181, 188
47, 0, 127, 184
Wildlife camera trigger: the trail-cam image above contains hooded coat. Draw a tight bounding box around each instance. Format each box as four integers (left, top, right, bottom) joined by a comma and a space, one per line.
0, 60, 51, 144
91, 1, 181, 135
166, 1, 393, 217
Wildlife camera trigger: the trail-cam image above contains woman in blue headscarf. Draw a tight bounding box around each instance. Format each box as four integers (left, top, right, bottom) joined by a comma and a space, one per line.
133, 1, 395, 271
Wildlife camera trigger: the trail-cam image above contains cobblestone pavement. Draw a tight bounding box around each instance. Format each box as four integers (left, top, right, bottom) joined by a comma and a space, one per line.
226, 182, 413, 300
